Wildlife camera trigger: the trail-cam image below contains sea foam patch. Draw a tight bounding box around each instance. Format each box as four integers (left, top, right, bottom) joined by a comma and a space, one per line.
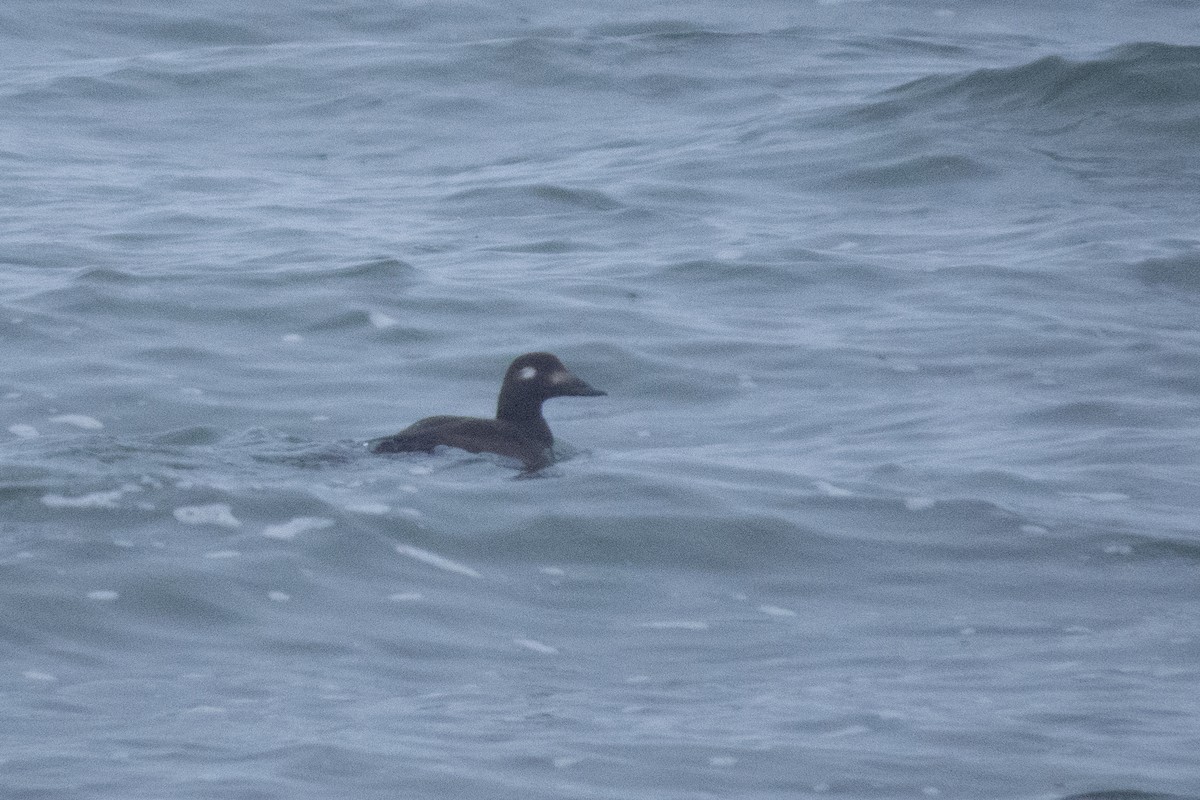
514, 638, 559, 655
173, 503, 241, 528
814, 481, 854, 498
637, 620, 710, 631
395, 543, 481, 578
42, 484, 140, 509
262, 517, 334, 540
344, 502, 390, 515
368, 310, 399, 329
49, 414, 104, 430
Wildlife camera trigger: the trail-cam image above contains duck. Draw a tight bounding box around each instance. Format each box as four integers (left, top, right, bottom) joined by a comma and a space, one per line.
368, 352, 605, 470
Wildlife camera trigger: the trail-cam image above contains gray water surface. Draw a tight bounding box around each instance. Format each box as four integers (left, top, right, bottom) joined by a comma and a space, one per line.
2, 2, 1200, 798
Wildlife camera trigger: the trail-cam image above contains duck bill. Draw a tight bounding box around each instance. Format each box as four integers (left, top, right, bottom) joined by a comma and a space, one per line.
556, 372, 606, 397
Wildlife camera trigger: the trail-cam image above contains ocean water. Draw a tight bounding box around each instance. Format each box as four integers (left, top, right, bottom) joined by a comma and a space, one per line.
2, 1, 1200, 798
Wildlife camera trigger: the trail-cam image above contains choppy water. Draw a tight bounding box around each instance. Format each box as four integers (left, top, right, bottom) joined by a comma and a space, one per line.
3, 2, 1200, 798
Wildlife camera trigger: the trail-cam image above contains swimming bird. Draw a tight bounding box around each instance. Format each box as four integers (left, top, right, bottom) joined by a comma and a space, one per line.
368, 352, 605, 470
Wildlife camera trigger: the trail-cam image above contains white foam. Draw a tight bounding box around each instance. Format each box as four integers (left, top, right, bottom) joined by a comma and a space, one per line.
261, 516, 334, 540
758, 604, 797, 618
87, 590, 119, 601
638, 620, 710, 631
395, 543, 481, 578
173, 503, 241, 528
8, 423, 38, 438
514, 638, 558, 655
49, 414, 104, 430
281, 333, 304, 343
368, 310, 399, 329
345, 502, 390, 515
42, 488, 131, 509
23, 670, 57, 682
814, 481, 854, 498
268, 590, 291, 603
204, 550, 241, 559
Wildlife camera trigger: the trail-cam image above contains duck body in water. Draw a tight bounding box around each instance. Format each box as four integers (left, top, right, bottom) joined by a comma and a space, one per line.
369, 352, 605, 470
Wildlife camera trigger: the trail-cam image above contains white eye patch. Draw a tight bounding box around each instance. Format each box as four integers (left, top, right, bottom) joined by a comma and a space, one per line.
518, 366, 538, 380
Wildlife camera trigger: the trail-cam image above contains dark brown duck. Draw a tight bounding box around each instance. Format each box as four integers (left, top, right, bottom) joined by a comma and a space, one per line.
369, 352, 605, 470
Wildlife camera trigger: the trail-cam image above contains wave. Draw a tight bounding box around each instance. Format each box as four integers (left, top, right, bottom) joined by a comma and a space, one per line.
1133, 252, 1200, 292
1062, 792, 1200, 800
864, 42, 1200, 122
443, 184, 625, 216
